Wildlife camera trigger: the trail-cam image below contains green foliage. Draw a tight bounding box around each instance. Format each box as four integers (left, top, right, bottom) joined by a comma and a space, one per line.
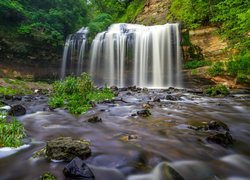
205, 84, 229, 96
0, 112, 26, 147
88, 13, 113, 41
0, 86, 32, 96
49, 73, 114, 114
168, 0, 212, 29
226, 50, 250, 77
184, 60, 212, 69
208, 61, 225, 76
0, 0, 89, 47
211, 0, 250, 49
119, 0, 146, 23
168, 0, 249, 51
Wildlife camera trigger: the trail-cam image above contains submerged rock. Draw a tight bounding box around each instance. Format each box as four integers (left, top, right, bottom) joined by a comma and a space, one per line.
137, 109, 151, 117
63, 157, 95, 180
9, 104, 26, 116
87, 116, 102, 123
206, 132, 233, 147
128, 162, 184, 180
46, 137, 91, 161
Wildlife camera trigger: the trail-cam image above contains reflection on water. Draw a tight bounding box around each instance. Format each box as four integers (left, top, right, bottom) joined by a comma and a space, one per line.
0, 90, 250, 179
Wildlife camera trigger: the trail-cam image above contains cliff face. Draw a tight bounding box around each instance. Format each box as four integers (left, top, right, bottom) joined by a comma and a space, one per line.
135, 0, 171, 25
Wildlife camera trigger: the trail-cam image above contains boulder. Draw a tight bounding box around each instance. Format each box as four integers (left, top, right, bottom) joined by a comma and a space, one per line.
9, 104, 26, 116
87, 116, 102, 123
137, 110, 151, 117
63, 157, 95, 180
46, 137, 91, 161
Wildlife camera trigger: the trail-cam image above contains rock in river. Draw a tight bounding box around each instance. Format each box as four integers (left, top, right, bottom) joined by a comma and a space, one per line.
87, 116, 102, 123
63, 157, 95, 180
137, 110, 151, 117
206, 132, 233, 147
9, 104, 26, 116
46, 137, 91, 161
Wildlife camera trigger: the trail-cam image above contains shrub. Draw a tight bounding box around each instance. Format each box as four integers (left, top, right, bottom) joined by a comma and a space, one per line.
49, 73, 114, 114
208, 62, 225, 76
226, 50, 250, 77
205, 84, 229, 96
184, 60, 211, 69
0, 112, 26, 147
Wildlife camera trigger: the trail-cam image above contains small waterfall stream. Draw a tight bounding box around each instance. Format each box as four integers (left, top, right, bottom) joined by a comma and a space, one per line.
61, 23, 183, 88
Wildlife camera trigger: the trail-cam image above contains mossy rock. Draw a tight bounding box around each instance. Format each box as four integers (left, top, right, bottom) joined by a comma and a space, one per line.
46, 137, 91, 162
40, 172, 56, 180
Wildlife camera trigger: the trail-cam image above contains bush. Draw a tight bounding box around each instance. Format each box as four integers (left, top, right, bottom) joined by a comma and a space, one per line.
205, 84, 229, 96
0, 112, 26, 147
49, 73, 114, 114
208, 62, 225, 76
184, 60, 211, 69
226, 50, 250, 77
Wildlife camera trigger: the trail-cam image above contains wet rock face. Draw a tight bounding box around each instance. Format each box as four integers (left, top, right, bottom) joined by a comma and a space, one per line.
46, 137, 91, 161
63, 157, 95, 180
136, 109, 151, 117
87, 116, 102, 123
9, 104, 26, 116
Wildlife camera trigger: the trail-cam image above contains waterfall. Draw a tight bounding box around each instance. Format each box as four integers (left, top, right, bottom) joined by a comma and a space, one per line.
61, 23, 183, 88
60, 27, 88, 79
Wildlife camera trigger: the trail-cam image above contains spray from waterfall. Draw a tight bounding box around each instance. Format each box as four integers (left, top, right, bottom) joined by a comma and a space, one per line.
61, 23, 183, 88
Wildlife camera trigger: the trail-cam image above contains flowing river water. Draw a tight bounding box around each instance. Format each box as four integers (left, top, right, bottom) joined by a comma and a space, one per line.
0, 88, 250, 179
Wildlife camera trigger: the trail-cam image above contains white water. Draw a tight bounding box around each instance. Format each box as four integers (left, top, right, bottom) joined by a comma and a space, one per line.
61, 23, 183, 88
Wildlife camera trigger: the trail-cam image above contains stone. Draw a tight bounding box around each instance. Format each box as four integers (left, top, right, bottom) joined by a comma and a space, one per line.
208, 120, 229, 131
142, 103, 152, 109
153, 96, 161, 102
63, 157, 95, 180
4, 95, 13, 100
165, 95, 181, 101
9, 104, 26, 116
46, 137, 91, 161
12, 96, 22, 101
128, 86, 137, 92
110, 86, 118, 91
87, 116, 102, 123
206, 132, 233, 147
137, 109, 151, 117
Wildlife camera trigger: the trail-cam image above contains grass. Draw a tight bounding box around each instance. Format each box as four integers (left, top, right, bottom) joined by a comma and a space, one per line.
0, 86, 32, 96
204, 84, 229, 96
0, 112, 26, 147
184, 60, 212, 69
49, 73, 114, 114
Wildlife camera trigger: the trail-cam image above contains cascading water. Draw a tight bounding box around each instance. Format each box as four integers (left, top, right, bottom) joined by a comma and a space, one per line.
60, 27, 88, 79
61, 23, 183, 88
